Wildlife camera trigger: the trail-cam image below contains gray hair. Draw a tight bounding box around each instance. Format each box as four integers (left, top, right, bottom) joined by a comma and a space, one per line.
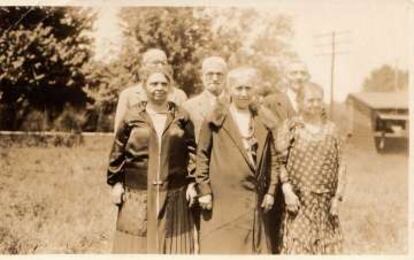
226, 67, 258, 89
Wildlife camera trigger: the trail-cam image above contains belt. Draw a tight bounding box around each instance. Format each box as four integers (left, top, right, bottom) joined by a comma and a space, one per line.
152, 180, 164, 186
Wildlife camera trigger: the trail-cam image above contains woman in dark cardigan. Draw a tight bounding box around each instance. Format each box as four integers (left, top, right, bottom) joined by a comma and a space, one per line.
107, 65, 197, 254
195, 67, 279, 254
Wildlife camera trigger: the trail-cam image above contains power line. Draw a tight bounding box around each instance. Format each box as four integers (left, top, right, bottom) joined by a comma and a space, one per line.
314, 41, 352, 48
313, 30, 352, 117
313, 30, 352, 38
3, 7, 36, 34
315, 51, 351, 57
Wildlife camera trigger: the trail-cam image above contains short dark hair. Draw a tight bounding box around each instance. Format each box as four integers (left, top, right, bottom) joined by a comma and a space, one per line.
139, 64, 173, 85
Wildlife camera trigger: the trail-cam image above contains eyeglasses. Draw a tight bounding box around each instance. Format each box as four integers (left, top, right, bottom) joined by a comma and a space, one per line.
205, 72, 224, 79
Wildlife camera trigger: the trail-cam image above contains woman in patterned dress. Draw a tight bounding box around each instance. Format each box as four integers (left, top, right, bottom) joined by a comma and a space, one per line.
107, 65, 197, 254
276, 82, 346, 254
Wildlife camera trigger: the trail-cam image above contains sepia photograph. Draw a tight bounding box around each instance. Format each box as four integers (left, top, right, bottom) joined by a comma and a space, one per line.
0, 0, 410, 256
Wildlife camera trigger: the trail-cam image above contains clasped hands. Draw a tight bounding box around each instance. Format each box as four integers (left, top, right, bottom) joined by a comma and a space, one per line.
111, 182, 125, 206
113, 182, 277, 213
282, 183, 340, 216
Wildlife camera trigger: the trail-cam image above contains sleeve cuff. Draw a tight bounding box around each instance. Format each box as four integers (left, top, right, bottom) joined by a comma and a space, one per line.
266, 183, 277, 196
197, 182, 212, 196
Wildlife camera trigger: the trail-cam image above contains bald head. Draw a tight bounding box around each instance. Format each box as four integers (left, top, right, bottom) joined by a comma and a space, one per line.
201, 56, 228, 96
202, 56, 227, 72
142, 48, 168, 67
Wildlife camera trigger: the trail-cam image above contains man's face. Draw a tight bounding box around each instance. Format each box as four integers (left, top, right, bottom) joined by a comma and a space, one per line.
202, 61, 226, 96
287, 63, 310, 92
229, 77, 256, 110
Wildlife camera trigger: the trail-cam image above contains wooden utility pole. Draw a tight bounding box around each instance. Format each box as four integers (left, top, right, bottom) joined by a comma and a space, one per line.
314, 30, 351, 118
330, 32, 335, 117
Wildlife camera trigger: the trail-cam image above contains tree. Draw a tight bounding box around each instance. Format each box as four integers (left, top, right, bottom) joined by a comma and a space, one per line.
362, 64, 408, 92
117, 7, 219, 97
81, 7, 295, 131
0, 7, 95, 130
201, 7, 295, 95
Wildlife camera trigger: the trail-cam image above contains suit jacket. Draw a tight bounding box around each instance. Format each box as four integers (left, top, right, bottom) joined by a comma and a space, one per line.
262, 90, 296, 123
182, 90, 219, 141
195, 101, 279, 253
114, 84, 188, 131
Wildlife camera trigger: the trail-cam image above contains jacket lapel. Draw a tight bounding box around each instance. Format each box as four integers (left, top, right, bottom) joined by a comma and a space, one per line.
222, 111, 256, 172
199, 91, 214, 119
160, 101, 181, 136
253, 114, 268, 170
275, 99, 288, 122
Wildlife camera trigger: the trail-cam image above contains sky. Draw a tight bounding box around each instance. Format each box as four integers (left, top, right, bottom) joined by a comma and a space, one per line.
284, 0, 410, 101
92, 0, 411, 102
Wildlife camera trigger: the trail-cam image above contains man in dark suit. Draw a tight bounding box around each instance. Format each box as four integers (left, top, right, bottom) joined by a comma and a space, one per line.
262, 60, 310, 122
261, 60, 311, 253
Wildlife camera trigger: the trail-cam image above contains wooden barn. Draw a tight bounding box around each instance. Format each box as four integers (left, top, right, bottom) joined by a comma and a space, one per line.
345, 91, 409, 152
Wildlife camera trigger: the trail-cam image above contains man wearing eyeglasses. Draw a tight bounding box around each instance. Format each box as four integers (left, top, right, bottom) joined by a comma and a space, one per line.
114, 48, 187, 131
182, 56, 228, 141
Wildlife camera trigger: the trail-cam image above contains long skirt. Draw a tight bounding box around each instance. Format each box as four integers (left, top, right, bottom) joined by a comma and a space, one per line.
280, 191, 343, 254
199, 187, 271, 254
112, 186, 195, 254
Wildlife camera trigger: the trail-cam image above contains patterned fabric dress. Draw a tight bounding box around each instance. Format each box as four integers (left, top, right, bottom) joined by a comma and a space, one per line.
276, 117, 344, 254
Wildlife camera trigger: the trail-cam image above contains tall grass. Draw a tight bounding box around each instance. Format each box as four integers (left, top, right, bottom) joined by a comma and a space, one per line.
0, 138, 115, 253
0, 131, 408, 254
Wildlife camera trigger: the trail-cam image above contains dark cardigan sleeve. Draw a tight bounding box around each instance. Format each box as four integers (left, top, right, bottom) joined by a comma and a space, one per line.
107, 117, 132, 186
184, 116, 197, 180
195, 119, 214, 196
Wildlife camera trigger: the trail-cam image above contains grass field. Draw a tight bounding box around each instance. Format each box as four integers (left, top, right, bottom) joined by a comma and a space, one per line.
0, 129, 408, 254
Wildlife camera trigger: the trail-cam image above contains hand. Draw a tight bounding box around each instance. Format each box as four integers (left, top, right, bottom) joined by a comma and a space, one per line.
261, 194, 274, 213
282, 183, 300, 214
198, 194, 212, 210
186, 183, 197, 207
112, 182, 124, 206
329, 197, 340, 216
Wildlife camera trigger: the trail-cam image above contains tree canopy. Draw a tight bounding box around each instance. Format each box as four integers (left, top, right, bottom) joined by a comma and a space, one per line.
0, 7, 95, 130
0, 6, 295, 132
362, 64, 408, 92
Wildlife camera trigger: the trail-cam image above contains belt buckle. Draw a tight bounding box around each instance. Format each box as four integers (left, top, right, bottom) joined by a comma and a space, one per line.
152, 180, 163, 186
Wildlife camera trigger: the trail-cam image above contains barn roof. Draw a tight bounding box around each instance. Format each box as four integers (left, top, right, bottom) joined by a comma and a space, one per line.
347, 91, 408, 110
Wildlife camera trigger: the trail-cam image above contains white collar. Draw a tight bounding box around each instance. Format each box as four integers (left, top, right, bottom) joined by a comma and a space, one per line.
286, 87, 298, 112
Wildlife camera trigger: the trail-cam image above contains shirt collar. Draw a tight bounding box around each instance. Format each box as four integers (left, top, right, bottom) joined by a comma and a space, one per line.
286, 87, 298, 112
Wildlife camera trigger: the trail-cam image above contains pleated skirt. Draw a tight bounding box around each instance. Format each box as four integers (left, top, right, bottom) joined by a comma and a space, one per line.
112, 186, 195, 254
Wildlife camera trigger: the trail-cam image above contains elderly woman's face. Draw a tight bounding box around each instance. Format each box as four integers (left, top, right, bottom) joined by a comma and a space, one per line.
144, 72, 170, 104
229, 77, 256, 110
299, 88, 323, 117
